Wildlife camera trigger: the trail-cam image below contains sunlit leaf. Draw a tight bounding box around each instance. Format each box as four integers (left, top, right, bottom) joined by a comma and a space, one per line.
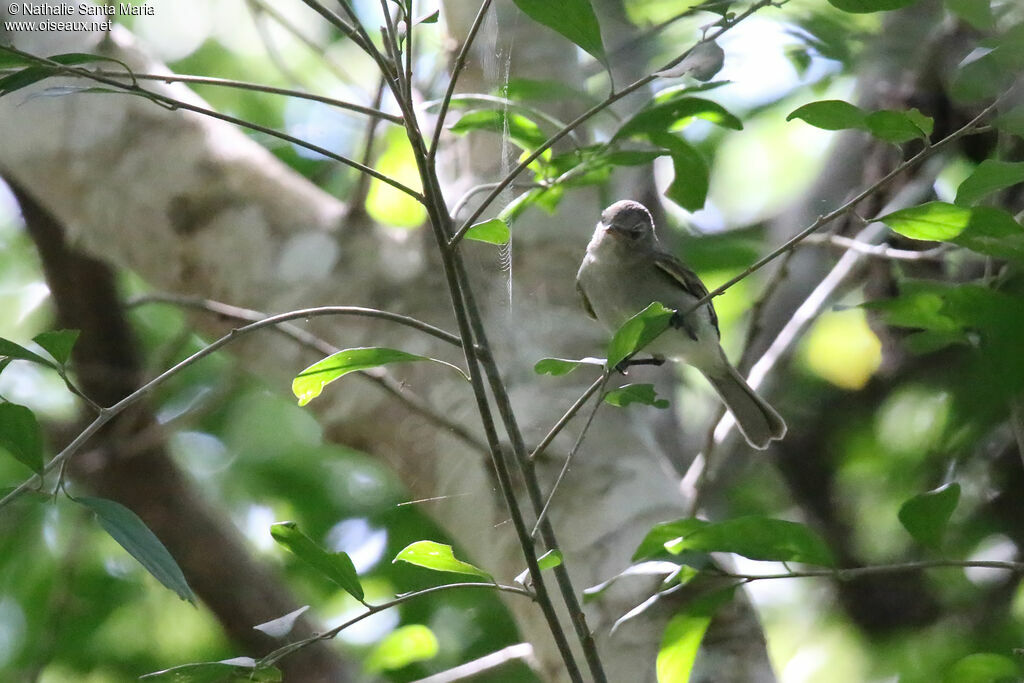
898, 483, 960, 549
464, 218, 510, 245
633, 519, 710, 561
955, 160, 1024, 206
606, 302, 674, 369
786, 99, 866, 130
878, 201, 973, 241
393, 540, 492, 580
636, 516, 834, 566
604, 384, 670, 409
269, 522, 364, 601
657, 588, 735, 683
292, 347, 467, 407
449, 109, 547, 151
615, 97, 742, 140
533, 357, 605, 376
538, 549, 563, 570
141, 658, 281, 681
32, 329, 80, 366
252, 606, 310, 639
365, 624, 439, 672
510, 0, 609, 75
77, 497, 196, 603
0, 402, 43, 474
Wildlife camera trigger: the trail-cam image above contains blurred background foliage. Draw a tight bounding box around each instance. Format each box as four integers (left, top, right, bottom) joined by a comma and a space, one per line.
2, 0, 1024, 680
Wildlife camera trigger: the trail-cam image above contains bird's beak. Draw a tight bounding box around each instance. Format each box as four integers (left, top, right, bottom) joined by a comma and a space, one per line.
603, 221, 628, 238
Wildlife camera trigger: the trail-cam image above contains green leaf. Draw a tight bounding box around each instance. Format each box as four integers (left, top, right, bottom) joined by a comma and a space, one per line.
826, 0, 917, 12
292, 347, 467, 407
141, 658, 281, 682
511, 0, 608, 74
365, 624, 439, 672
607, 302, 675, 369
786, 99, 866, 130
269, 522, 364, 601
994, 106, 1024, 138
77, 497, 196, 603
533, 357, 604, 376
944, 653, 1021, 683
464, 218, 510, 245
0, 336, 58, 370
0, 402, 43, 474
393, 540, 492, 580
653, 133, 710, 212
636, 516, 834, 566
955, 160, 1024, 206
633, 519, 711, 561
878, 201, 973, 241
538, 549, 563, 570
415, 10, 439, 24
951, 207, 1024, 262
864, 109, 930, 142
449, 109, 548, 151
898, 483, 960, 549
0, 53, 133, 96
946, 0, 994, 30
657, 588, 736, 683
615, 97, 742, 140
32, 329, 80, 366
605, 384, 670, 409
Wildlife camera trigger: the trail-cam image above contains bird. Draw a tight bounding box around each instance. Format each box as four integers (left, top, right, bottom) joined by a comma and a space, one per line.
576, 199, 786, 449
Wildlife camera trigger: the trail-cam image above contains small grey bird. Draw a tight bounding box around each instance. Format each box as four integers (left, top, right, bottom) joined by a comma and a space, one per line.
576, 199, 786, 449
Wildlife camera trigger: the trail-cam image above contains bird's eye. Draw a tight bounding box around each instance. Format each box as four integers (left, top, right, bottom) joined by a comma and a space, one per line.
629, 224, 645, 237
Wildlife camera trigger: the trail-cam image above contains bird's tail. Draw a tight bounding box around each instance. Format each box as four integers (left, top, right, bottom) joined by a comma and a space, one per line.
706, 364, 786, 450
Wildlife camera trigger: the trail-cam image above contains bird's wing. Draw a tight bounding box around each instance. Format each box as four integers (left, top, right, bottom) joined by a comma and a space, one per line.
576, 278, 597, 320
652, 251, 720, 338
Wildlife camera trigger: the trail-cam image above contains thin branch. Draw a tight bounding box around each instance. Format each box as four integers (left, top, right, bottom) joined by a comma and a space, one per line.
803, 233, 949, 261
529, 373, 608, 462
246, 0, 365, 89
411, 643, 538, 683
0, 46, 423, 201
0, 304, 463, 509
127, 293, 489, 456
260, 582, 533, 668
531, 374, 610, 538
451, 180, 543, 219
295, 0, 374, 55
683, 93, 1012, 317
428, 0, 494, 160
448, 0, 776, 246
348, 76, 391, 216
379, 0, 407, 101
78, 70, 403, 123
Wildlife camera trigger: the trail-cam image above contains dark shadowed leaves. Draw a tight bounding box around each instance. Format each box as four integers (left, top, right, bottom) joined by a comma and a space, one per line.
77, 497, 196, 603
898, 483, 960, 549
